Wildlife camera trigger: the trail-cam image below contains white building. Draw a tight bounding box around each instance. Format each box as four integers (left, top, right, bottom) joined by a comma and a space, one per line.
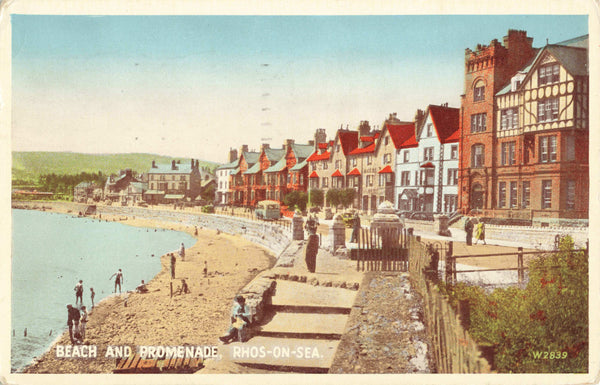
215, 148, 239, 205
395, 104, 460, 214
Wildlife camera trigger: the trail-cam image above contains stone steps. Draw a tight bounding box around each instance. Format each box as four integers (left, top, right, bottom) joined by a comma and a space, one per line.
258, 311, 349, 339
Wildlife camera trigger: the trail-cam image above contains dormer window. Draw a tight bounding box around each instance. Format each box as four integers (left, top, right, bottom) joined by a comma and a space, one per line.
510, 72, 526, 92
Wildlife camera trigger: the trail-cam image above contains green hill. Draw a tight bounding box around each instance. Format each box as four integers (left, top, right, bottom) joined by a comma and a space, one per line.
12, 152, 220, 184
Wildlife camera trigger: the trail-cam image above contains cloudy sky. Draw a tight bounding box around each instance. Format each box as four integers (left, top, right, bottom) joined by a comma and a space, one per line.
11, 13, 588, 163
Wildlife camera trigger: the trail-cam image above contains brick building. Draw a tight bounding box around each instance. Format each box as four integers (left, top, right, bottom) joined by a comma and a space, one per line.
145, 159, 204, 204
459, 30, 588, 225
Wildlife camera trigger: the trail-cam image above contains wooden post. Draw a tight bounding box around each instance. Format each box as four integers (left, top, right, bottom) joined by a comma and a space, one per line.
517, 247, 524, 285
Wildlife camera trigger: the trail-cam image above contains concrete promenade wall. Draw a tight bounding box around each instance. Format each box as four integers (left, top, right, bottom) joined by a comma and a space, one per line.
403, 218, 588, 249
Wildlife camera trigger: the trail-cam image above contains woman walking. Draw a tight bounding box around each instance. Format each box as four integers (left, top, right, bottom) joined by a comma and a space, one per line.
474, 220, 486, 245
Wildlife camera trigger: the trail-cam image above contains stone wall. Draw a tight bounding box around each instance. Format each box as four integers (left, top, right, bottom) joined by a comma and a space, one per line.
484, 224, 588, 249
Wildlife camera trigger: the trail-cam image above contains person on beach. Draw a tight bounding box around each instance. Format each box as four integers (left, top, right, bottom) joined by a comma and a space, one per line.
109, 269, 124, 293
90, 287, 95, 308
475, 220, 487, 245
179, 243, 185, 261
174, 279, 191, 295
170, 253, 176, 279
79, 306, 88, 340
66, 304, 81, 345
203, 260, 208, 277
136, 280, 149, 293
464, 217, 474, 246
219, 295, 251, 344
74, 280, 84, 305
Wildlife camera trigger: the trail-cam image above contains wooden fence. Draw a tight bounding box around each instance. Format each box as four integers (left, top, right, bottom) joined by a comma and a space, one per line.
408, 236, 491, 373
349, 227, 410, 272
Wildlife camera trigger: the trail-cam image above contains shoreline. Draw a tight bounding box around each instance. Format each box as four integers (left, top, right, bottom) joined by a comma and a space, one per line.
13, 202, 277, 374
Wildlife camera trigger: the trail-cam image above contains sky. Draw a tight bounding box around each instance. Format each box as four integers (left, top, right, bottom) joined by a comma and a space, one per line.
11, 14, 588, 163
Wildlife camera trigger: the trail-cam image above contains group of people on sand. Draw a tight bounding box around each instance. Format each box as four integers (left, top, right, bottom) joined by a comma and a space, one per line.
463, 217, 486, 246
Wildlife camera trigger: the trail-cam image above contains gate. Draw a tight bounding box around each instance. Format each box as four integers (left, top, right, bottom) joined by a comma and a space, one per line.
350, 227, 410, 271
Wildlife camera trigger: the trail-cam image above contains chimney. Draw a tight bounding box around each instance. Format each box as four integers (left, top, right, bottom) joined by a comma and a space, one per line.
261, 143, 270, 152
240, 144, 249, 154
414, 109, 426, 126
308, 140, 315, 146
125, 169, 132, 177
284, 139, 295, 149
228, 148, 238, 163
359, 120, 370, 137
314, 128, 327, 149
191, 159, 194, 169
152, 160, 156, 168
171, 160, 176, 170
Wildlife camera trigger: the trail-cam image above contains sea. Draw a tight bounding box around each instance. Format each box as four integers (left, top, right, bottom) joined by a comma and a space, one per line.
10, 209, 197, 372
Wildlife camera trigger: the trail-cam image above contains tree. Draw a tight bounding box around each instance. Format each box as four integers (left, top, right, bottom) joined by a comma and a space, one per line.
340, 188, 356, 208
309, 189, 324, 207
284, 191, 308, 211
326, 189, 341, 209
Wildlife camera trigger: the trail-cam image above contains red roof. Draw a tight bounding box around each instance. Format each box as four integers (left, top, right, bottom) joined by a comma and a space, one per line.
306, 150, 331, 162
349, 143, 376, 155
387, 123, 418, 149
331, 169, 343, 177
378, 165, 393, 174
309, 171, 319, 178
360, 136, 374, 142
318, 142, 328, 149
420, 162, 435, 168
428, 105, 460, 143
347, 168, 361, 176
338, 130, 359, 155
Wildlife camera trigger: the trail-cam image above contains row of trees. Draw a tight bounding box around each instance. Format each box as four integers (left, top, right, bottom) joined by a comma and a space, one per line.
283, 188, 357, 212
37, 172, 108, 196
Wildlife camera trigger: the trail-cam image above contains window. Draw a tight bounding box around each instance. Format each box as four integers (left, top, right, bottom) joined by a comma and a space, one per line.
498, 182, 506, 208
474, 81, 485, 102
565, 136, 575, 161
471, 144, 484, 167
501, 142, 516, 166
420, 169, 434, 186
322, 177, 328, 188
401, 171, 410, 186
510, 181, 518, 208
384, 136, 390, 146
335, 160, 341, 169
500, 108, 518, 130
336, 144, 341, 153
538, 98, 559, 122
522, 181, 530, 208
366, 175, 373, 186
566, 180, 575, 210
367, 156, 372, 165
450, 145, 458, 160
471, 113, 487, 133
540, 136, 557, 163
539, 63, 560, 85
323, 161, 328, 170
383, 153, 391, 164
426, 123, 433, 137
542, 180, 552, 209
379, 173, 392, 186
444, 195, 457, 213
415, 171, 419, 185
447, 169, 458, 185
424, 147, 434, 161
403, 151, 410, 163
352, 158, 357, 167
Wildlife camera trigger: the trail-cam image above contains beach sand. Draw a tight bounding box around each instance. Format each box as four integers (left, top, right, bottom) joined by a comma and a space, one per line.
21, 210, 276, 374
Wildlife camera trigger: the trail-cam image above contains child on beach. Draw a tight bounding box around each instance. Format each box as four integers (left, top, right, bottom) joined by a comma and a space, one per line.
136, 280, 149, 293
79, 306, 88, 340
109, 269, 124, 293
179, 243, 185, 261
174, 279, 190, 295
90, 287, 95, 308
74, 280, 84, 305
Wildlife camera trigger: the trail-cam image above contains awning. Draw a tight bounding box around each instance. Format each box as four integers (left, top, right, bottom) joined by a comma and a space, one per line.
144, 190, 165, 195
164, 194, 185, 200
378, 165, 393, 174
420, 162, 435, 168
309, 171, 319, 178
331, 169, 343, 177
347, 168, 361, 176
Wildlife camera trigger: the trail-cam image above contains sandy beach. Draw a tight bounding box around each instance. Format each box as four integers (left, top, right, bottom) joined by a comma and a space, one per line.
19, 204, 276, 374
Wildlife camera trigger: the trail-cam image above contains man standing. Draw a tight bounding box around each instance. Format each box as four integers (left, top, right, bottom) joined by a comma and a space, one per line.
464, 217, 474, 246
109, 269, 124, 293
350, 212, 361, 243
66, 304, 81, 344
90, 287, 95, 308
179, 243, 185, 261
74, 280, 84, 305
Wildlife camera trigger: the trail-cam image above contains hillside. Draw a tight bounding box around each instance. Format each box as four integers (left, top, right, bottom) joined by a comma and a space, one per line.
12, 152, 220, 183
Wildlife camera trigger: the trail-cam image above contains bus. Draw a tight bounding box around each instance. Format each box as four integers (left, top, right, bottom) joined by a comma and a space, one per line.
255, 200, 281, 220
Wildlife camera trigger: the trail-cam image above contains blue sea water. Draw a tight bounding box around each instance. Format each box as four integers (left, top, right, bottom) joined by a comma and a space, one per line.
10, 209, 196, 372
